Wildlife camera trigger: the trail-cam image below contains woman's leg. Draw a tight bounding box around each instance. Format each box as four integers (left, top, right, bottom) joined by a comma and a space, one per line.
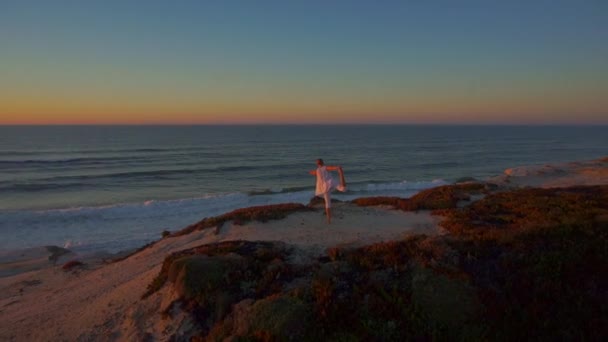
323, 192, 332, 224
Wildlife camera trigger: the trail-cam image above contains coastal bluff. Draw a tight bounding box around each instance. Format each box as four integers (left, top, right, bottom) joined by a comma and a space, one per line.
1, 157, 607, 341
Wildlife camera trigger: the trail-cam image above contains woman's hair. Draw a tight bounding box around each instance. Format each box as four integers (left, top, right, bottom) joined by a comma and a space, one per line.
316, 158, 324, 166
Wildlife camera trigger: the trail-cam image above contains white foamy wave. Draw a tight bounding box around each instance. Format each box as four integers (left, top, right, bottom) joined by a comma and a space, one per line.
1, 193, 245, 254
249, 179, 448, 197
0, 179, 447, 255
63, 240, 83, 249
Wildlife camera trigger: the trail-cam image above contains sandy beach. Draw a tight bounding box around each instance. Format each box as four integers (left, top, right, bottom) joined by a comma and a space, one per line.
1, 157, 607, 341
490, 157, 608, 188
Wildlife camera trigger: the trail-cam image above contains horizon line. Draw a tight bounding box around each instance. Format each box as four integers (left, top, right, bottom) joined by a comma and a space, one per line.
2, 122, 607, 127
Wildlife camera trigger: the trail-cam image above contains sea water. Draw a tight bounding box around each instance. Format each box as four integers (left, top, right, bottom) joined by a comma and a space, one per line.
1, 125, 606, 254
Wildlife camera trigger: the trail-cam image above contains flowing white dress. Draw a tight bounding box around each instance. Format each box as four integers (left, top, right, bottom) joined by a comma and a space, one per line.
315, 166, 345, 196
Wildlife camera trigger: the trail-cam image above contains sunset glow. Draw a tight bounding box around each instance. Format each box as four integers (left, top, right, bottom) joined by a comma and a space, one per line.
1, 1, 607, 125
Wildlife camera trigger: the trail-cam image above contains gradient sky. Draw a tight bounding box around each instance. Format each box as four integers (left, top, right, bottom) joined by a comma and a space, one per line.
1, 0, 607, 124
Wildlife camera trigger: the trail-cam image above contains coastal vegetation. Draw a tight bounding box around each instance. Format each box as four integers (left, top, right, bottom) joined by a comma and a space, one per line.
171, 203, 312, 237
352, 182, 491, 210
143, 183, 608, 340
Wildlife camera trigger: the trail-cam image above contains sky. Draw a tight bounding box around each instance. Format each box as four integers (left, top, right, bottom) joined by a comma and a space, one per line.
1, 0, 607, 124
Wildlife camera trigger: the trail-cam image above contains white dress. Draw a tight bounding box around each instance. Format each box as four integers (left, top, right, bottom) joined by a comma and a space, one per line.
315, 166, 345, 196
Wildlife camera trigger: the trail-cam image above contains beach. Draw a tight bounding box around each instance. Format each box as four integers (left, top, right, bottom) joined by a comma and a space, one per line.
3, 0, 608, 339
1, 157, 607, 341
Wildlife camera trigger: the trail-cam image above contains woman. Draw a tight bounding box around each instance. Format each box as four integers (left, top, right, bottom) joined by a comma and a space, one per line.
309, 158, 346, 224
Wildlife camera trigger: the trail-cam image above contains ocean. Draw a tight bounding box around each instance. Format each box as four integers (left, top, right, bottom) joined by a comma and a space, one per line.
1, 125, 607, 255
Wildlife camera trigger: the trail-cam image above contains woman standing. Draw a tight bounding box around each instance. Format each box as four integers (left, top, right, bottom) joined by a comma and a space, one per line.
309, 159, 347, 224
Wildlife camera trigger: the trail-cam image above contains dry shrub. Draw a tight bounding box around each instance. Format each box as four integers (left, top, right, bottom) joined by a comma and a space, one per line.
352, 183, 488, 211
152, 185, 608, 341
172, 203, 311, 237
351, 196, 401, 207
439, 185, 608, 237
142, 241, 291, 299
399, 183, 487, 211
436, 185, 608, 340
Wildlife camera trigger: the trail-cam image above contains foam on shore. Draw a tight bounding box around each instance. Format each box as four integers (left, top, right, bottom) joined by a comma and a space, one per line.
0, 179, 447, 256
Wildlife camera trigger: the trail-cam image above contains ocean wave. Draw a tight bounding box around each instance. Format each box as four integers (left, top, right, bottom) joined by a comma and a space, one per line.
1, 180, 419, 215
247, 179, 447, 196
216, 165, 258, 172
1, 179, 446, 219
0, 153, 207, 167
248, 186, 310, 195
0, 150, 234, 168
0, 156, 144, 166
0, 151, 42, 156
1, 168, 292, 193
4, 163, 298, 183
0, 146, 206, 156
31, 192, 246, 214
414, 162, 461, 169
25, 169, 201, 183
0, 178, 447, 254
0, 182, 89, 192
0, 170, 201, 191
0, 192, 264, 253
